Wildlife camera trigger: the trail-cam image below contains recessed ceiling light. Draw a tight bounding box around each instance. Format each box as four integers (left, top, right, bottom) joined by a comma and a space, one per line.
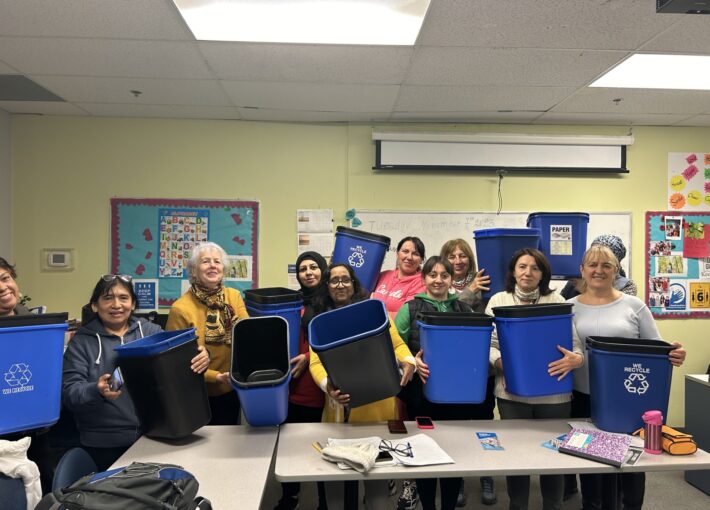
172, 0, 431, 45
590, 54, 710, 90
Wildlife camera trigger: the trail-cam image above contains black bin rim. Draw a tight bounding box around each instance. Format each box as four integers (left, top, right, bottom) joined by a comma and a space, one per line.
244, 287, 303, 304
0, 312, 69, 328
586, 336, 673, 355
492, 303, 573, 318
231, 369, 289, 388
335, 226, 391, 245
417, 311, 493, 327
527, 212, 591, 219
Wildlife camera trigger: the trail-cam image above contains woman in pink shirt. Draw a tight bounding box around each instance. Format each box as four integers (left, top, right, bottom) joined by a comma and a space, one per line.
371, 236, 426, 317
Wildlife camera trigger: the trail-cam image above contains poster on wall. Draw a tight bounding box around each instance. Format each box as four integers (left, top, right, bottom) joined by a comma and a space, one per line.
645, 211, 710, 319
111, 198, 259, 307
667, 152, 710, 211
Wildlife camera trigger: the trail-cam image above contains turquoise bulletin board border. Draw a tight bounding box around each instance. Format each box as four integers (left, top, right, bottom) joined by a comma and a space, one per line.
110, 198, 259, 307
645, 211, 710, 319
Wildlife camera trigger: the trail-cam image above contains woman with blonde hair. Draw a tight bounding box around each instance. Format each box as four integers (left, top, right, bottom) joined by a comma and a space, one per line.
439, 238, 490, 312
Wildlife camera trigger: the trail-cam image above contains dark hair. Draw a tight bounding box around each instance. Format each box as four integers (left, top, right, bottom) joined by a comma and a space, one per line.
421, 256, 454, 277
310, 263, 369, 316
89, 277, 138, 308
503, 248, 553, 296
396, 236, 426, 260
0, 257, 17, 279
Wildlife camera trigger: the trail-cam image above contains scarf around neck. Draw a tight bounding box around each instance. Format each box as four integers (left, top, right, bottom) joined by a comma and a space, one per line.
451, 271, 474, 292
514, 285, 540, 304
191, 282, 235, 345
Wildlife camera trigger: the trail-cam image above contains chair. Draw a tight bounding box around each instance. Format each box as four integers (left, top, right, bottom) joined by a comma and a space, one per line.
0, 473, 27, 510
52, 447, 97, 491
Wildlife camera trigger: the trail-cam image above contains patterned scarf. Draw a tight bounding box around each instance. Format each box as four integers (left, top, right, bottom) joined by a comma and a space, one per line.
191, 282, 235, 345
451, 272, 474, 292
513, 285, 540, 304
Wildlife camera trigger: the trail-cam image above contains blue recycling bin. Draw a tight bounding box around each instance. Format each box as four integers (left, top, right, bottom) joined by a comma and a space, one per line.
473, 228, 540, 298
492, 304, 574, 397
331, 226, 390, 292
230, 316, 291, 426
587, 336, 673, 433
418, 312, 494, 404
244, 287, 302, 360
527, 212, 589, 278
0, 315, 68, 435
309, 299, 400, 408
115, 328, 211, 439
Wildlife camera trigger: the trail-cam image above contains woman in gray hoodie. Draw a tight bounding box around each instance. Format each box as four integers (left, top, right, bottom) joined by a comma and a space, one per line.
62, 275, 208, 470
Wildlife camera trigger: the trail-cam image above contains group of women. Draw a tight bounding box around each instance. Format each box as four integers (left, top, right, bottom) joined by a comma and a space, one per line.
0, 231, 687, 510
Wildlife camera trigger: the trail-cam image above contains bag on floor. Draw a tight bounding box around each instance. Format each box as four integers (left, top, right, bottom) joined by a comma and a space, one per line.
35, 461, 212, 510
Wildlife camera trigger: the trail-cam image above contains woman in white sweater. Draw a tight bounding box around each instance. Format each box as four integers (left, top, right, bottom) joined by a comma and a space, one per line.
485, 248, 584, 510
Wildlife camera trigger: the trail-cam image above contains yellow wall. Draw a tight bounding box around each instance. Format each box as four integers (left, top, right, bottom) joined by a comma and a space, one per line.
11, 116, 710, 425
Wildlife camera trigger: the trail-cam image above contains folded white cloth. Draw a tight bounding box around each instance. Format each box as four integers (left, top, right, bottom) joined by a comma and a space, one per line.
321, 442, 378, 473
0, 436, 42, 510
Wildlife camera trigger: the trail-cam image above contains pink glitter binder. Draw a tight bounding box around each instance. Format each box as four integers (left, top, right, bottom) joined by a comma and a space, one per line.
558, 428, 631, 468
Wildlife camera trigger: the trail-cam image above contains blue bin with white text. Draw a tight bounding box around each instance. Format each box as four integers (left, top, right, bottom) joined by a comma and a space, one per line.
527, 212, 589, 278
245, 287, 303, 360
0, 315, 68, 435
587, 336, 673, 433
331, 226, 390, 292
230, 316, 291, 426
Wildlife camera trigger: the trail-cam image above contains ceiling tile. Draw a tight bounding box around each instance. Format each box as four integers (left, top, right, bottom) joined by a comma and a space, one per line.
200, 42, 413, 84
640, 15, 710, 53
77, 103, 242, 120
222, 81, 400, 112
0, 60, 17, 74
417, 0, 679, 50
32, 76, 231, 106
551, 88, 710, 114
395, 85, 576, 112
0, 37, 212, 79
238, 108, 388, 122
391, 111, 542, 123
673, 115, 710, 127
0, 100, 87, 115
535, 112, 691, 126
406, 47, 628, 87
0, 0, 191, 40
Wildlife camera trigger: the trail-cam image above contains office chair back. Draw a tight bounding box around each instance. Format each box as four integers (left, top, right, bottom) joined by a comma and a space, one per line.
52, 447, 97, 491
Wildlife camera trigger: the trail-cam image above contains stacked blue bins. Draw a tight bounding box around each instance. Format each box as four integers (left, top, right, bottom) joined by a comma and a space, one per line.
115, 328, 211, 438
230, 316, 291, 426
331, 226, 390, 292
244, 287, 302, 360
0, 313, 68, 435
473, 228, 540, 298
527, 212, 590, 278
418, 312, 494, 404
309, 299, 399, 408
587, 336, 673, 433
492, 303, 574, 397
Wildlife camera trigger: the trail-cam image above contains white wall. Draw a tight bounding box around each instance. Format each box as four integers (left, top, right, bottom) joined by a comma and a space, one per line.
0, 109, 11, 259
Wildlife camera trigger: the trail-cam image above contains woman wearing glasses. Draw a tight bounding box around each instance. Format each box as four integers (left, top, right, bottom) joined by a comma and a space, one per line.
62, 274, 210, 470
309, 263, 416, 509
167, 242, 249, 425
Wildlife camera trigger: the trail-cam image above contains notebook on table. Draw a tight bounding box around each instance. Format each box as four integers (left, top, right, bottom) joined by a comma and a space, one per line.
558, 428, 631, 468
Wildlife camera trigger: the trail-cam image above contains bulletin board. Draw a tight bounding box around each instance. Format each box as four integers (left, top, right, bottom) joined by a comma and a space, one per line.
110, 198, 259, 307
645, 211, 710, 319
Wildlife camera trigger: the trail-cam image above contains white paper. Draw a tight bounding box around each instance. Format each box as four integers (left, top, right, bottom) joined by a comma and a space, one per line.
388, 433, 454, 467
297, 209, 333, 233
297, 232, 334, 256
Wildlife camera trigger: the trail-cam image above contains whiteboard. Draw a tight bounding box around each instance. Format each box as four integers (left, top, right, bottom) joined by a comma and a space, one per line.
353, 210, 632, 279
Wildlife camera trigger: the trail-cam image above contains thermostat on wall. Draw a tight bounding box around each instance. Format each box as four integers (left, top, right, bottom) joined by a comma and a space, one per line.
41, 249, 74, 272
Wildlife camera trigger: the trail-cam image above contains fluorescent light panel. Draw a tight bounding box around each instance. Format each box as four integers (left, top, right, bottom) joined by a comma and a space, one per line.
173, 0, 431, 45
591, 54, 710, 90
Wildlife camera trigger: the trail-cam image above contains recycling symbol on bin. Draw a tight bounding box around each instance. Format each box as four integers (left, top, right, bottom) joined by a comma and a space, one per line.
348, 252, 365, 268
4, 363, 32, 387
623, 372, 649, 395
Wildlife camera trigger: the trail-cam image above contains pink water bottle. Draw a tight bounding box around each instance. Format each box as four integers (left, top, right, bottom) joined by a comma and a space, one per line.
642, 410, 663, 455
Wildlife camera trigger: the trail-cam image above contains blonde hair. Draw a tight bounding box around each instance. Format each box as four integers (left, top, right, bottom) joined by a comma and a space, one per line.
439, 238, 477, 276
578, 245, 619, 293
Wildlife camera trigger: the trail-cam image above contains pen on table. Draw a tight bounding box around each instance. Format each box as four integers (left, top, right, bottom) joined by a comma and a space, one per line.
312, 441, 323, 453
408, 442, 413, 458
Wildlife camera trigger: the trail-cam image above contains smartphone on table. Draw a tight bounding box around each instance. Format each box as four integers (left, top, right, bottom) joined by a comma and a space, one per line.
415, 416, 434, 429
375, 450, 394, 463
388, 419, 408, 434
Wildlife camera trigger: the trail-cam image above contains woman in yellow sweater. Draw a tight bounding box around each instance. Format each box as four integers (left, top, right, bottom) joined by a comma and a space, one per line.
167, 242, 248, 425
309, 263, 416, 509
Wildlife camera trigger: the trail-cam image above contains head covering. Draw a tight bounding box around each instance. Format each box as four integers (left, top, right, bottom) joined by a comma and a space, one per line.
295, 252, 327, 288
591, 234, 627, 277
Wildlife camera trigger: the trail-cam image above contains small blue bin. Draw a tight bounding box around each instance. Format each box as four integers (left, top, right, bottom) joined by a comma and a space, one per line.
587, 337, 673, 433
231, 316, 291, 426
112, 328, 195, 356
331, 226, 390, 292
418, 312, 493, 404
309, 299, 400, 408
473, 228, 540, 298
527, 212, 590, 279
0, 319, 67, 435
493, 304, 574, 397
244, 287, 303, 360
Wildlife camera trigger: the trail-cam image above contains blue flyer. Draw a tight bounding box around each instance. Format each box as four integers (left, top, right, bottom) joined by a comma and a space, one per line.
134, 279, 159, 312
476, 432, 504, 451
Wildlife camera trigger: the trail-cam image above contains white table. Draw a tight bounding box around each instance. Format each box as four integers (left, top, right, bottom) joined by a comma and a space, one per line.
113, 425, 279, 509
275, 419, 710, 482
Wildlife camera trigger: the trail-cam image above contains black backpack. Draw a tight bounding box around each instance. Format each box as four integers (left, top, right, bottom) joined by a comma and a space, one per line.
36, 462, 211, 510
